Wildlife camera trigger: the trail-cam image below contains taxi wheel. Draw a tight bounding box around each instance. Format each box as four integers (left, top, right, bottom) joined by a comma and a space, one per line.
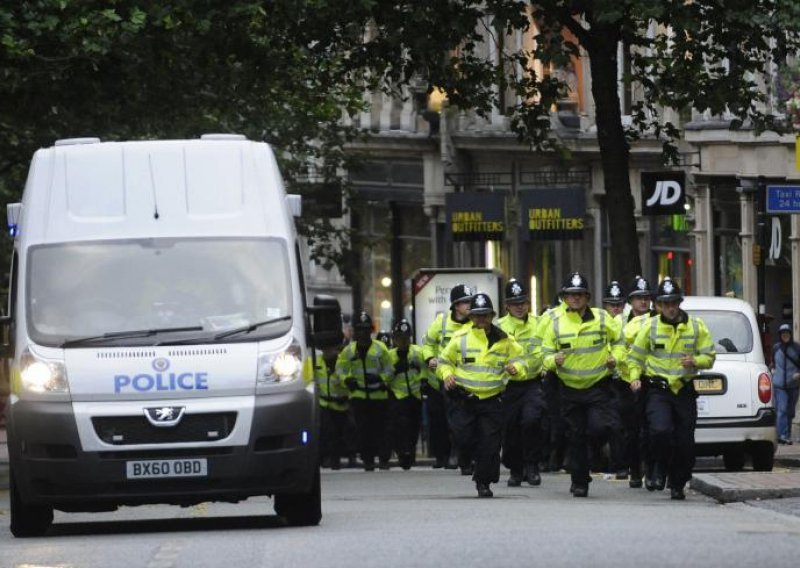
9, 470, 53, 538
722, 449, 746, 471
274, 467, 321, 526
751, 442, 775, 472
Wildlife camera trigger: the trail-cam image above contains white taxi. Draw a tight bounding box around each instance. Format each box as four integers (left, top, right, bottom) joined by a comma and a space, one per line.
682, 297, 776, 471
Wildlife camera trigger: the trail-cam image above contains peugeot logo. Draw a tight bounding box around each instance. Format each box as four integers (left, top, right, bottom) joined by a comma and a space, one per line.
152, 357, 170, 372
144, 405, 185, 427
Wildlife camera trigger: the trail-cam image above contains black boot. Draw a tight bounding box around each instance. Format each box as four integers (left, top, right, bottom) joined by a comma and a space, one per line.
645, 463, 665, 492
476, 483, 494, 498
507, 471, 523, 487
670, 486, 686, 500
525, 465, 542, 486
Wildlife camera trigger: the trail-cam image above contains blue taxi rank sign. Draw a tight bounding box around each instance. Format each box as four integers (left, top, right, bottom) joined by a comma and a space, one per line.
767, 185, 800, 214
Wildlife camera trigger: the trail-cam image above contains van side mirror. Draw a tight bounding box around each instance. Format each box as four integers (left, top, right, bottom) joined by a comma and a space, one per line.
307, 295, 343, 349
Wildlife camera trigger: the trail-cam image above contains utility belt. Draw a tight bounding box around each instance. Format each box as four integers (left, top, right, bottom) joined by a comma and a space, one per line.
506, 377, 541, 389
642, 375, 694, 392
320, 394, 349, 404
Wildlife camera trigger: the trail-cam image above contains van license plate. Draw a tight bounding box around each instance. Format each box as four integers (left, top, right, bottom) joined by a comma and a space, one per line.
693, 377, 724, 394
126, 458, 208, 479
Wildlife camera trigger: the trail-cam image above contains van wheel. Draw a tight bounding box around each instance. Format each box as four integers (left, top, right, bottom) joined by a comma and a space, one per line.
751, 442, 775, 472
723, 449, 746, 471
274, 467, 321, 526
10, 471, 53, 538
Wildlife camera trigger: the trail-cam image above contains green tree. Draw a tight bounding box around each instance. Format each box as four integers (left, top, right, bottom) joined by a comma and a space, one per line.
352, 0, 800, 283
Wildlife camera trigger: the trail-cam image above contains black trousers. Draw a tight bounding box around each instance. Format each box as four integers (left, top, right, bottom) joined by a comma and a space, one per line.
502, 380, 545, 474
390, 395, 422, 461
424, 388, 452, 461
610, 379, 642, 476
351, 398, 390, 464
448, 394, 504, 485
541, 371, 567, 468
320, 406, 348, 464
644, 386, 697, 489
560, 379, 617, 486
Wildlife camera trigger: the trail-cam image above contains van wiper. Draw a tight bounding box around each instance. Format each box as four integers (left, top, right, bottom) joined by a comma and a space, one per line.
213, 315, 291, 340
60, 326, 204, 348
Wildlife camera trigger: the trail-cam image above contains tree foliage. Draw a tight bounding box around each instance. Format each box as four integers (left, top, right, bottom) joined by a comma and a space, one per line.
2, 1, 800, 286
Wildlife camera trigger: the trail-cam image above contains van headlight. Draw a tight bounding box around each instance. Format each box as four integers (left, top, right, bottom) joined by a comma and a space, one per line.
19, 347, 69, 394
257, 341, 303, 385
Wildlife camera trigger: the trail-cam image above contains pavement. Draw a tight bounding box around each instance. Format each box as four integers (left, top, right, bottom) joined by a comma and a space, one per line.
4, 429, 800, 503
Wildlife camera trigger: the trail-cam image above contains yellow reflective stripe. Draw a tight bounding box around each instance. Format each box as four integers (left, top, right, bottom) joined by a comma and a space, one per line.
571, 345, 606, 355
630, 345, 647, 355
652, 351, 685, 360
559, 364, 608, 377
698, 346, 715, 354
455, 376, 505, 389
648, 363, 691, 377
462, 365, 504, 374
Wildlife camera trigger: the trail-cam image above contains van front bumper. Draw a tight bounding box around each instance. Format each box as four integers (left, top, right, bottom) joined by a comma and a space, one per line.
6, 390, 319, 510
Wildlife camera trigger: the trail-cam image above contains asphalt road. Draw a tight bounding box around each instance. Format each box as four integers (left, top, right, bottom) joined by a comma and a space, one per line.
1, 467, 799, 567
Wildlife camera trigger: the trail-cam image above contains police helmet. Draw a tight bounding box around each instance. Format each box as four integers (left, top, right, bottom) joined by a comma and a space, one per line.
779, 323, 792, 334
449, 284, 474, 308
562, 272, 590, 295
505, 278, 529, 304
353, 311, 373, 329
603, 281, 626, 304
655, 277, 683, 303
375, 330, 392, 346
469, 292, 495, 315
392, 318, 413, 337
628, 275, 654, 300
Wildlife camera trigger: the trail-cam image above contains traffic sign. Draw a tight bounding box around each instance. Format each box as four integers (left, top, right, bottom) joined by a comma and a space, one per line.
766, 185, 800, 214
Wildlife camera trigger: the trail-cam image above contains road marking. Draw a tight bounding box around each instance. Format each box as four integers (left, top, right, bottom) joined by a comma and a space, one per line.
146, 541, 184, 568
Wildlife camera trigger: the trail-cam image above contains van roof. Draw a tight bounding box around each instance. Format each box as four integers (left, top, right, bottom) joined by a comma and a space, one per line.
20, 138, 295, 245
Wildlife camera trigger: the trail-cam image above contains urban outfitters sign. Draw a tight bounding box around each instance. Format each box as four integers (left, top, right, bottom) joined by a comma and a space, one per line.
520, 188, 585, 240
445, 192, 506, 241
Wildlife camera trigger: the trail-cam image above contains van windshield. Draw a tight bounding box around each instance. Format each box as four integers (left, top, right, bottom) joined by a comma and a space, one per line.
27, 237, 293, 346
684, 309, 754, 354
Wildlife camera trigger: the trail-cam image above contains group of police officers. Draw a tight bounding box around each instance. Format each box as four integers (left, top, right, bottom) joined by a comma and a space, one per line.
313, 272, 716, 501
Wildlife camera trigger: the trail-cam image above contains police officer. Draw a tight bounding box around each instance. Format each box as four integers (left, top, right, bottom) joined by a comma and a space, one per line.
628, 277, 716, 500
541, 272, 625, 497
422, 284, 474, 471
336, 311, 394, 471
438, 293, 526, 497
376, 330, 393, 349
498, 279, 545, 486
313, 343, 349, 470
537, 293, 568, 472
602, 281, 629, 479
387, 319, 426, 470
619, 275, 658, 487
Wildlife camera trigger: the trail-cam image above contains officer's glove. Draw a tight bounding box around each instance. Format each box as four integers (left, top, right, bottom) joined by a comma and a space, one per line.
344, 377, 357, 391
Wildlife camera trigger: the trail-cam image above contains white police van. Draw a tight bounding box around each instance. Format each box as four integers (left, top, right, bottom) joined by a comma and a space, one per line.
683, 297, 776, 471
1, 135, 341, 536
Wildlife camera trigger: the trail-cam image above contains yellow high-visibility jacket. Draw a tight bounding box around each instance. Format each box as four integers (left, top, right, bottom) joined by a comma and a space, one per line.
312, 352, 349, 411
388, 344, 428, 400
437, 325, 526, 399
541, 307, 626, 389
335, 340, 393, 400
628, 311, 716, 394
498, 312, 542, 380
421, 311, 472, 388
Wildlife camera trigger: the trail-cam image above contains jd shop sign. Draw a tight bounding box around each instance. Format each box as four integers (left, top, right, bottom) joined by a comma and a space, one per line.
445, 192, 506, 241
641, 171, 686, 215
520, 187, 585, 240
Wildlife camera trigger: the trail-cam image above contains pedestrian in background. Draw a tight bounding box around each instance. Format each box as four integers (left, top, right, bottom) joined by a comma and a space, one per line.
772, 323, 800, 445
628, 277, 716, 500
498, 278, 545, 487
438, 293, 526, 498
422, 284, 475, 471
388, 319, 426, 469
336, 311, 393, 471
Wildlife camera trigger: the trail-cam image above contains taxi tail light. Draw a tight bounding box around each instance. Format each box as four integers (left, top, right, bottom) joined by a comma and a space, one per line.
758, 372, 772, 404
